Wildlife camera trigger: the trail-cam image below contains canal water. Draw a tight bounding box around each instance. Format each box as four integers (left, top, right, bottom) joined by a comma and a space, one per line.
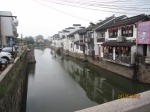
22, 48, 150, 112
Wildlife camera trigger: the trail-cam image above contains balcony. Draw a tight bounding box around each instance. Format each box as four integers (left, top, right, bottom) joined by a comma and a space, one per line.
97, 38, 105, 42
103, 53, 132, 66
84, 38, 94, 43
115, 56, 131, 64
104, 53, 113, 60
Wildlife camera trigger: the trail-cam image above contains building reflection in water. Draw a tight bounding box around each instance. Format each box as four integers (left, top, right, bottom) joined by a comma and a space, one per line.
52, 51, 150, 105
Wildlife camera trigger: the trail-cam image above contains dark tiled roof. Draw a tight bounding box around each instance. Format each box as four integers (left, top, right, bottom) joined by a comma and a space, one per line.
66, 27, 74, 29
67, 28, 86, 37
108, 14, 147, 28
77, 28, 86, 34
86, 15, 115, 31
62, 30, 70, 32
53, 34, 59, 38
101, 40, 135, 47
85, 23, 97, 31
95, 15, 127, 31
73, 24, 81, 26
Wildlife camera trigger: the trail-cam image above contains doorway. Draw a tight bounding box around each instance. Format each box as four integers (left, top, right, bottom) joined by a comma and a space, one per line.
143, 44, 147, 56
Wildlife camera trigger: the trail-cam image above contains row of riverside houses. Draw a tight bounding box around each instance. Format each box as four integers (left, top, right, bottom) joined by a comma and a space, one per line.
51, 14, 150, 67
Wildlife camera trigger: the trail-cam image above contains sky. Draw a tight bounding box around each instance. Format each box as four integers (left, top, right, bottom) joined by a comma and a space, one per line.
0, 0, 150, 39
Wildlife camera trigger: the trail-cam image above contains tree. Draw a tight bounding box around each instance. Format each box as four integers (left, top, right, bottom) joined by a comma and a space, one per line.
35, 35, 44, 42
44, 39, 50, 45
23, 36, 35, 44
13, 37, 21, 43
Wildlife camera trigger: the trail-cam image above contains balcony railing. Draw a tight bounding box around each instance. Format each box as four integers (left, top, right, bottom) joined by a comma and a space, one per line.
104, 53, 113, 60
84, 38, 94, 43
104, 53, 131, 65
97, 38, 105, 42
115, 56, 131, 64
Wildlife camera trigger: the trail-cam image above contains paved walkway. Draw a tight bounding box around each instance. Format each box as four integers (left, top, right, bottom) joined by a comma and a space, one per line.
76, 90, 150, 112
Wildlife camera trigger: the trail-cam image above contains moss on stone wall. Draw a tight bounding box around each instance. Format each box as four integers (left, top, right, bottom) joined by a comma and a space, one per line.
0, 48, 29, 112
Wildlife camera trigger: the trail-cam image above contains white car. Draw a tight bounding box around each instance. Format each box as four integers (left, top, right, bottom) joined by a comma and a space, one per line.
0, 52, 12, 61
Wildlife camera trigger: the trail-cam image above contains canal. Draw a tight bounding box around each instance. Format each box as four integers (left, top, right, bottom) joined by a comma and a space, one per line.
22, 48, 150, 112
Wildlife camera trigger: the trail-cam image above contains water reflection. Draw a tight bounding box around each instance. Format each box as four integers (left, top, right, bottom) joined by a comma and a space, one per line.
51, 49, 150, 104
21, 63, 36, 112
23, 48, 150, 112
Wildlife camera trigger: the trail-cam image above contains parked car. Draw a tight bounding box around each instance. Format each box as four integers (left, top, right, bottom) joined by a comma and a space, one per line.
1, 47, 16, 55
0, 52, 12, 61
0, 58, 8, 70
0, 47, 2, 52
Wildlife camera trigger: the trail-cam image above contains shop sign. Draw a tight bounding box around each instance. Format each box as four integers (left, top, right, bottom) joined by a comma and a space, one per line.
137, 20, 150, 44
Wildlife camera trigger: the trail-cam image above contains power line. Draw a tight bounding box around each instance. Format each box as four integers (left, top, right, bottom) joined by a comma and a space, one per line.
43, 0, 150, 10
33, 0, 93, 22
41, 0, 147, 15
41, 0, 150, 15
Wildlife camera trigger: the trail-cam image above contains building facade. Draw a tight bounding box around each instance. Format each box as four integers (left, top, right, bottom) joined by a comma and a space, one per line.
0, 11, 18, 46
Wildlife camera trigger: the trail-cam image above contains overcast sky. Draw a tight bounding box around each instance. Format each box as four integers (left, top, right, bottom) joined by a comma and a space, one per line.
0, 0, 150, 39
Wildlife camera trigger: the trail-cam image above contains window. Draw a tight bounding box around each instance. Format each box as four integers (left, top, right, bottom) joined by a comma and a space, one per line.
102, 32, 105, 37
121, 25, 133, 37
88, 44, 94, 49
87, 32, 93, 38
109, 29, 118, 38
76, 44, 79, 49
71, 43, 73, 48
80, 45, 83, 51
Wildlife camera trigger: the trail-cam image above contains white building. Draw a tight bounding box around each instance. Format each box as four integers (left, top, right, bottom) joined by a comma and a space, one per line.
94, 15, 126, 58
0, 11, 19, 46
101, 14, 149, 66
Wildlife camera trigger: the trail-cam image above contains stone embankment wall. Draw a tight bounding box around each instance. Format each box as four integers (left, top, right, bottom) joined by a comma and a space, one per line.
67, 51, 83, 59
138, 64, 150, 84
68, 51, 134, 79
87, 57, 134, 79
67, 51, 150, 84
0, 47, 36, 112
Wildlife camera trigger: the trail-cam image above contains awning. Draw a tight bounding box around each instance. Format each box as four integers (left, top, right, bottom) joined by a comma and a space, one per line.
101, 40, 135, 47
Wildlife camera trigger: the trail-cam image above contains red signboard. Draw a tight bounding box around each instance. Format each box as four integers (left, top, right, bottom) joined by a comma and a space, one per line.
137, 20, 150, 44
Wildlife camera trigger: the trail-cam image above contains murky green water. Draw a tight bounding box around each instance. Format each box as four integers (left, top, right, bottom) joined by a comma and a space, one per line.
22, 48, 150, 112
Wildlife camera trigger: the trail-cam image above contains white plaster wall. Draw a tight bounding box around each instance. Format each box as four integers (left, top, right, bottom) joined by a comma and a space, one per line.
69, 40, 74, 52
94, 31, 97, 44
65, 27, 82, 51
74, 44, 77, 53
59, 32, 64, 38
94, 30, 105, 57
131, 45, 136, 64
94, 44, 99, 55
74, 25, 81, 30
0, 12, 14, 36
0, 11, 15, 46
107, 25, 137, 41
137, 45, 143, 55
147, 45, 150, 57
57, 39, 62, 47
74, 34, 80, 41
105, 29, 110, 41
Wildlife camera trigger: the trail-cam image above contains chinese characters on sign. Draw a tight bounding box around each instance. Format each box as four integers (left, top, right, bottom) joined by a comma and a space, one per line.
137, 21, 150, 44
